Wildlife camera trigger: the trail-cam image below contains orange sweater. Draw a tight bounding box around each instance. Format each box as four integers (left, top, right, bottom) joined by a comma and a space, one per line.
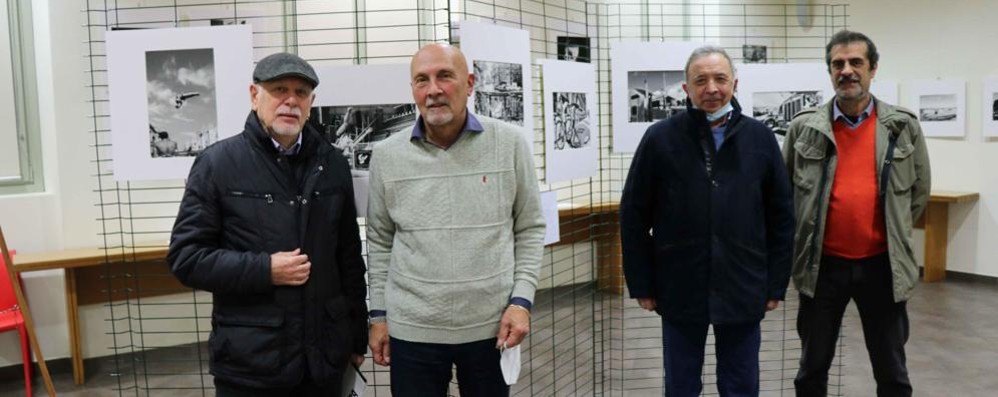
823, 110, 887, 258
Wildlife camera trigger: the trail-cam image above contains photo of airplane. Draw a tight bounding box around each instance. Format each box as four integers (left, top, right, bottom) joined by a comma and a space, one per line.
174, 92, 200, 109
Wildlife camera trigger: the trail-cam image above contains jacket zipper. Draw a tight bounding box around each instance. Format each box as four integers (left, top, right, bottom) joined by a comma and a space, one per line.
228, 190, 274, 204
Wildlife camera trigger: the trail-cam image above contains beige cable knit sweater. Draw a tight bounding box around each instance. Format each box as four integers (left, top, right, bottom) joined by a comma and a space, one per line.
366, 114, 545, 344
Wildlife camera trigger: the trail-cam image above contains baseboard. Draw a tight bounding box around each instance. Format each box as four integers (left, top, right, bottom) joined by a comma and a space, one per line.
0, 356, 73, 382
941, 270, 998, 285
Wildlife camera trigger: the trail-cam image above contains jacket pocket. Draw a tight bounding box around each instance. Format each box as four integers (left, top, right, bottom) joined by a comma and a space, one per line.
889, 143, 916, 193
211, 307, 285, 375
312, 188, 345, 223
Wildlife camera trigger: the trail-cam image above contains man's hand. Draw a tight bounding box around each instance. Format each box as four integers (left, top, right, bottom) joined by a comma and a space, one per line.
270, 249, 310, 286
350, 354, 365, 366
765, 299, 780, 311
369, 322, 390, 366
496, 305, 530, 349
637, 298, 657, 311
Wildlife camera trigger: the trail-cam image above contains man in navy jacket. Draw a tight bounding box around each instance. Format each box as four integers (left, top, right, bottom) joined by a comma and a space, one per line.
620, 46, 794, 396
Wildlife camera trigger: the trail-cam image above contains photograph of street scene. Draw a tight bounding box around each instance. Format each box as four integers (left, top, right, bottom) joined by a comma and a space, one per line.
628, 70, 686, 123
752, 91, 822, 145
473, 60, 525, 125
310, 104, 417, 171
919, 94, 958, 122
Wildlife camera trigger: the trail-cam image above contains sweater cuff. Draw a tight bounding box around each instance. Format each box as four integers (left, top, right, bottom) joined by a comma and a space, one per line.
508, 297, 532, 311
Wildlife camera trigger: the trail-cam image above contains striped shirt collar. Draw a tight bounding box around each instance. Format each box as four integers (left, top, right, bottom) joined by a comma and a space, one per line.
833, 97, 876, 129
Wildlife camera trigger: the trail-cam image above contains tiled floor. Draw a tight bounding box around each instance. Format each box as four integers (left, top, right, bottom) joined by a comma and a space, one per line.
2, 279, 996, 396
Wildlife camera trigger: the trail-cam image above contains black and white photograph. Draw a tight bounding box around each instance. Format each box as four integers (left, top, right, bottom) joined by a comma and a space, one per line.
752, 91, 822, 140
107, 25, 251, 181
906, 79, 964, 137
145, 48, 218, 158
919, 94, 958, 122
542, 59, 597, 183
557, 36, 591, 63
743, 44, 767, 63
992, 93, 998, 121
310, 104, 417, 171
473, 60, 525, 126
611, 41, 701, 152
552, 92, 591, 150
628, 70, 686, 123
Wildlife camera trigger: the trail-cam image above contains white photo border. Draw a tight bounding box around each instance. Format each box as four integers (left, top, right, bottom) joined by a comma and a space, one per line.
107, 25, 252, 181
610, 41, 703, 153
541, 59, 598, 183
460, 21, 534, 151
904, 80, 966, 138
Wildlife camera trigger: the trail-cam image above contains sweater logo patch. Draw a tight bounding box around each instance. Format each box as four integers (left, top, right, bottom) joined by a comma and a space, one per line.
482, 175, 488, 184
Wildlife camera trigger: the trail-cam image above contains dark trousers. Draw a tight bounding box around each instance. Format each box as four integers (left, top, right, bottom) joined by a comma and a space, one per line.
794, 254, 912, 397
214, 365, 340, 397
390, 337, 508, 397
662, 319, 762, 397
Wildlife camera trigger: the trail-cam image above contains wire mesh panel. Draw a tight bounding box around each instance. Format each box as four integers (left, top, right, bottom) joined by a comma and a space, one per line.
591, 2, 849, 396
81, 1, 848, 396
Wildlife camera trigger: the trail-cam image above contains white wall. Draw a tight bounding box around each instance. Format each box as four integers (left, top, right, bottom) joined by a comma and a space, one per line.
816, 0, 996, 277
0, 0, 96, 366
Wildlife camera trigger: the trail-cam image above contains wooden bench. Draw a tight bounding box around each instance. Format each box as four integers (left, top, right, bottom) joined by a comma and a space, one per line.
13, 247, 173, 385
917, 191, 979, 282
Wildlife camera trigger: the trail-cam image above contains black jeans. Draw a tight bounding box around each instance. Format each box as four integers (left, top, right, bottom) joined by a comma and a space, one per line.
389, 337, 508, 397
794, 254, 912, 397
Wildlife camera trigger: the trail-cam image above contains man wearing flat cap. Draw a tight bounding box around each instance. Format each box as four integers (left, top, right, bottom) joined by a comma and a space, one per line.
169, 52, 368, 395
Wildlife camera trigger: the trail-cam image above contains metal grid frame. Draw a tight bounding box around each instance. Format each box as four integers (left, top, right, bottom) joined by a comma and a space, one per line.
80, 1, 849, 395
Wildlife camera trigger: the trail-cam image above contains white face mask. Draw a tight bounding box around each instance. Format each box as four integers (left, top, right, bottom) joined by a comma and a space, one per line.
705, 102, 734, 122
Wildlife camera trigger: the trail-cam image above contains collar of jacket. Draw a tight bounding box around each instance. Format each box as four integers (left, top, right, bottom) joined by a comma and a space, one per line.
683, 96, 744, 139
799, 97, 912, 143
242, 111, 322, 158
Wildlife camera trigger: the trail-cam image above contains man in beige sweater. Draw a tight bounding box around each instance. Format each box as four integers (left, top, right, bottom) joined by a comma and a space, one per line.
366, 43, 545, 396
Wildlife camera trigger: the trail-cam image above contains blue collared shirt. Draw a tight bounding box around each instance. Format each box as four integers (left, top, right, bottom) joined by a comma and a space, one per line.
833, 98, 876, 129
271, 132, 303, 155
410, 111, 485, 144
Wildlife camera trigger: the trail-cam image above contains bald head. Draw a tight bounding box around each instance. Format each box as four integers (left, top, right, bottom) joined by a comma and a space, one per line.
411, 43, 469, 79
410, 43, 475, 134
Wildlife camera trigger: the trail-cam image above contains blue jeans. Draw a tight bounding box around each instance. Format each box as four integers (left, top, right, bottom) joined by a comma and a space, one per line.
662, 319, 761, 397
389, 337, 508, 397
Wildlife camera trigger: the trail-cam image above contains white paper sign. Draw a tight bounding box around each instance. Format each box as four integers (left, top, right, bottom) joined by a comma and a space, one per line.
541, 191, 560, 245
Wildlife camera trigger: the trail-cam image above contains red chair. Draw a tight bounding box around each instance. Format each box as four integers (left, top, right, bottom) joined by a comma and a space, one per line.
0, 249, 33, 397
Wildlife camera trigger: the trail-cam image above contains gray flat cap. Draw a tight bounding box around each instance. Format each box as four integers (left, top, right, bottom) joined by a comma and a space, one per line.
253, 52, 319, 88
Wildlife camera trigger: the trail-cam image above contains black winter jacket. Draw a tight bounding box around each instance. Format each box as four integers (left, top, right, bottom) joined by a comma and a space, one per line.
168, 112, 367, 388
620, 98, 795, 325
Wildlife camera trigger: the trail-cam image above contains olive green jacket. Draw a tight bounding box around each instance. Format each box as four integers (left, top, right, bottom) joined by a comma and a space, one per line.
782, 98, 931, 302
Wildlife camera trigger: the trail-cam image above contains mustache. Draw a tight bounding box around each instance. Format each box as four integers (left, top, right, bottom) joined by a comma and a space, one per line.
277, 107, 302, 117
837, 76, 861, 84
425, 97, 449, 107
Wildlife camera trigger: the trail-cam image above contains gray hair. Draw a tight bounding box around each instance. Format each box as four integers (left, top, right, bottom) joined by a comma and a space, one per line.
684, 46, 736, 80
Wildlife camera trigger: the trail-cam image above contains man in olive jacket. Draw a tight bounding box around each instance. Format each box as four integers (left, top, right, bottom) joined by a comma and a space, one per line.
621, 46, 794, 396
783, 31, 930, 397
168, 53, 367, 396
